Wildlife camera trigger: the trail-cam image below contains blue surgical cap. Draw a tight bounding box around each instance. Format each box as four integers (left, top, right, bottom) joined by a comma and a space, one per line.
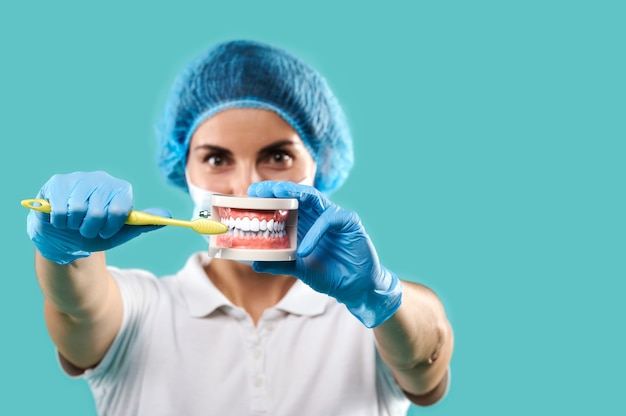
156, 40, 353, 194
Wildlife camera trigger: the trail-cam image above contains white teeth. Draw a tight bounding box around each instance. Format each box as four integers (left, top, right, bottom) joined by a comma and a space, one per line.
220, 215, 289, 239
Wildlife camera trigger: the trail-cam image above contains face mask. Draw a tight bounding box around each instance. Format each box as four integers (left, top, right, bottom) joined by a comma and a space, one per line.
186, 172, 218, 221
186, 171, 219, 246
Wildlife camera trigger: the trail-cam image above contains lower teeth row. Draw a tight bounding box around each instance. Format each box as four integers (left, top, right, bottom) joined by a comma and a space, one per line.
229, 229, 286, 238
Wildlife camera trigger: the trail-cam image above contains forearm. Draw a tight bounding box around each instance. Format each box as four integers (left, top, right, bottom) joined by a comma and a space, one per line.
35, 250, 123, 369
373, 280, 453, 404
35, 250, 111, 318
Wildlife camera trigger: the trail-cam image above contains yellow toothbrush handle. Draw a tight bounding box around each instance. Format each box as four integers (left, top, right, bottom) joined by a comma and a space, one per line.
125, 210, 187, 227
22, 198, 183, 226
21, 199, 51, 213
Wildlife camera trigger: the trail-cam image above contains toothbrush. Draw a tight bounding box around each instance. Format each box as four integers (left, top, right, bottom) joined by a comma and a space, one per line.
21, 198, 228, 235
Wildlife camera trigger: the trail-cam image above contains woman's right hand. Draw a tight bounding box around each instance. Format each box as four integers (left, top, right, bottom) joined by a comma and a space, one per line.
26, 171, 169, 265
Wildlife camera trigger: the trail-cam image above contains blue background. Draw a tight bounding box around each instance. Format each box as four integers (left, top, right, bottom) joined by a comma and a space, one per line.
1, 1, 624, 414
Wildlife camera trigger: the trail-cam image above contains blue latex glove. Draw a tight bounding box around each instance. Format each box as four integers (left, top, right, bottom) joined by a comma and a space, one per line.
248, 181, 402, 328
26, 171, 170, 265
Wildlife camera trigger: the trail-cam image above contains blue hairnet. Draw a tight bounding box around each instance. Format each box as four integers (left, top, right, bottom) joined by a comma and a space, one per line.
156, 40, 353, 194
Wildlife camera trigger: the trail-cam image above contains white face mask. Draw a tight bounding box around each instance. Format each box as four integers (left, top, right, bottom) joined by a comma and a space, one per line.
186, 171, 219, 223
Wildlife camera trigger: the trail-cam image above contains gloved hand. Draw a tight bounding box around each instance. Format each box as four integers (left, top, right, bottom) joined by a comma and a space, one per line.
248, 181, 402, 328
27, 171, 170, 265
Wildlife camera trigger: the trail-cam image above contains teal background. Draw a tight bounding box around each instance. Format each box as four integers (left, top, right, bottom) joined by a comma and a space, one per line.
2, 0, 624, 414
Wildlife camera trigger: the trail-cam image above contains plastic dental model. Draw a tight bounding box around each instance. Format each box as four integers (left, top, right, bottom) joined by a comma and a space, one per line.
207, 194, 299, 261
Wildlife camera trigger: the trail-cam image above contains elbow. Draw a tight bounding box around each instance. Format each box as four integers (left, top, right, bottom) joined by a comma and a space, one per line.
404, 366, 450, 406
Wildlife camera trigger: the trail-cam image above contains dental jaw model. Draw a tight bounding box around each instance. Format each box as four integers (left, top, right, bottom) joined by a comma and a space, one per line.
207, 194, 299, 261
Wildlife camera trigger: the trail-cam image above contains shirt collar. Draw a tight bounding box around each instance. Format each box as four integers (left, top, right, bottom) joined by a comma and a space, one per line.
178, 252, 232, 318
179, 252, 329, 318
273, 279, 329, 317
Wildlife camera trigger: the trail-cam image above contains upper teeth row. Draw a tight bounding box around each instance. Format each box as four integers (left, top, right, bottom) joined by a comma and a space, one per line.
220, 216, 286, 232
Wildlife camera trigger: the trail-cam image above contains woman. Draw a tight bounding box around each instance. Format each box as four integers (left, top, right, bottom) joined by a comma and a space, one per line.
27, 40, 453, 415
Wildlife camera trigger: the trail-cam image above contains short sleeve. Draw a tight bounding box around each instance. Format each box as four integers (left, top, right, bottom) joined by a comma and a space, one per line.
375, 349, 411, 415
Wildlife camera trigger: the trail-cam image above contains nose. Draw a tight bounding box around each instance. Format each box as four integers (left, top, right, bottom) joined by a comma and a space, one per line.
229, 165, 263, 196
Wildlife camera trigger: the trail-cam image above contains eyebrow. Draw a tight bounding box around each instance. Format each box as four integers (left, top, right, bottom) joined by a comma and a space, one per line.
192, 140, 297, 155
258, 140, 298, 154
191, 144, 233, 156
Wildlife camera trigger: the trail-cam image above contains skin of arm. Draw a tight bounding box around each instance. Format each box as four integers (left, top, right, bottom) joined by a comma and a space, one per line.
35, 251, 123, 370
373, 280, 454, 406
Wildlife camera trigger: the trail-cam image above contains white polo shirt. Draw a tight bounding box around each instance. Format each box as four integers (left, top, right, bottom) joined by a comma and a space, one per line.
60, 252, 410, 416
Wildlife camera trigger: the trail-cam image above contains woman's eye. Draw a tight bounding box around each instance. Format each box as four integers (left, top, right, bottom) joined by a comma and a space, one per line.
206, 154, 226, 167
268, 151, 292, 165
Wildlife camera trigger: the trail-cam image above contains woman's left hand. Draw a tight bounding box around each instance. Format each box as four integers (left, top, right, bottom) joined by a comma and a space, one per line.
248, 181, 402, 328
